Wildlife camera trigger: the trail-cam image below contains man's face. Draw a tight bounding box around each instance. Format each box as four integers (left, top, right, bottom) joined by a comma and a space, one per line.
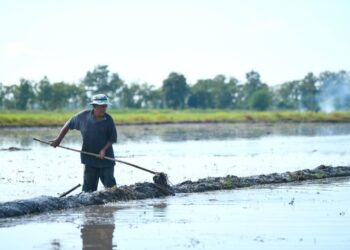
93, 104, 107, 117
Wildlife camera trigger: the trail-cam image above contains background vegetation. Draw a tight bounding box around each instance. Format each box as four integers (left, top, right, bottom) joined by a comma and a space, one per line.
1, 65, 350, 113
2, 110, 350, 127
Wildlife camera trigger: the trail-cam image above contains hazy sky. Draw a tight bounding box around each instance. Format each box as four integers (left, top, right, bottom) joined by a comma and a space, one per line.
0, 0, 349, 86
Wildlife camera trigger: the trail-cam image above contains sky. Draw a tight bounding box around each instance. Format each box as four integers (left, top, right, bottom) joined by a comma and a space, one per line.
0, 0, 349, 87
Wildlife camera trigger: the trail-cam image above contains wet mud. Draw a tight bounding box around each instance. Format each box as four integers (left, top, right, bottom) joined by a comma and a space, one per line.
0, 147, 30, 151
173, 165, 350, 193
1, 165, 350, 219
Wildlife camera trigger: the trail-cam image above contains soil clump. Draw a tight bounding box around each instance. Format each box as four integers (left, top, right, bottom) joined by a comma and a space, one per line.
1, 165, 349, 218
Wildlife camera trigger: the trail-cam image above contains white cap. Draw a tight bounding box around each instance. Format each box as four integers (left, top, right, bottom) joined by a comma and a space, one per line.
90, 94, 111, 106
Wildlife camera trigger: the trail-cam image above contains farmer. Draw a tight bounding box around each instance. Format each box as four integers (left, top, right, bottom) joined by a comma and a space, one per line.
50, 94, 117, 192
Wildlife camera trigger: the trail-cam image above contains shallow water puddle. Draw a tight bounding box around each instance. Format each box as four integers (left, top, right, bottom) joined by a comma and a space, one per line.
1, 179, 349, 250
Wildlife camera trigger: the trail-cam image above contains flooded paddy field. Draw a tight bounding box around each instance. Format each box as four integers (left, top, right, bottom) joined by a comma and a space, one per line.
1, 123, 350, 249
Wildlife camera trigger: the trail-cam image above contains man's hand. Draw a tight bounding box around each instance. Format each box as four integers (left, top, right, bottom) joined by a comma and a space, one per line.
50, 121, 70, 148
49, 138, 61, 148
99, 142, 112, 159
99, 149, 106, 159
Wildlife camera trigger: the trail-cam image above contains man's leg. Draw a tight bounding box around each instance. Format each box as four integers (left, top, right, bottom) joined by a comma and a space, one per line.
83, 165, 99, 192
100, 166, 117, 188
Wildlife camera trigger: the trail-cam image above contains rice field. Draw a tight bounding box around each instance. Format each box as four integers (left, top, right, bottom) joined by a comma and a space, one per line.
1, 109, 350, 127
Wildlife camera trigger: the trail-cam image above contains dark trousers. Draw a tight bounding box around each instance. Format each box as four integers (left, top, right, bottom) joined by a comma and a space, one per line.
83, 165, 117, 192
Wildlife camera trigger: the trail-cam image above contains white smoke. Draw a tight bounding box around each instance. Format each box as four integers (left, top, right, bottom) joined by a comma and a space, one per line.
317, 71, 350, 113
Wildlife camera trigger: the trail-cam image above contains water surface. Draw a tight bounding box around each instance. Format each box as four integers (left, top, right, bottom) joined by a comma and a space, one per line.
0, 123, 350, 249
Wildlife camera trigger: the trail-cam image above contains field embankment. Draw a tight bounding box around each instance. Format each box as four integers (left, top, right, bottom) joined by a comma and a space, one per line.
1, 110, 350, 127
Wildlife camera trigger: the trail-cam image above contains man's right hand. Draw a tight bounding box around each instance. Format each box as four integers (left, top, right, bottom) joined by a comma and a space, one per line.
49, 120, 70, 148
49, 138, 61, 148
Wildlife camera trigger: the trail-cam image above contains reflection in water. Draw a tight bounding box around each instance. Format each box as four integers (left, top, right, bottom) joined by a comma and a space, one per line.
50, 239, 62, 250
81, 206, 117, 250
80, 202, 169, 249
152, 202, 168, 218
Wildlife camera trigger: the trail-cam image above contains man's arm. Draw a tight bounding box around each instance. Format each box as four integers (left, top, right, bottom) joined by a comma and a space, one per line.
50, 120, 70, 147
99, 142, 113, 159
99, 115, 117, 159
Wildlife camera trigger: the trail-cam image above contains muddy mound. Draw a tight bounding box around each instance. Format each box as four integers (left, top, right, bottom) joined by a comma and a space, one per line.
1, 165, 350, 218
173, 165, 350, 193
0, 147, 30, 151
0, 182, 172, 219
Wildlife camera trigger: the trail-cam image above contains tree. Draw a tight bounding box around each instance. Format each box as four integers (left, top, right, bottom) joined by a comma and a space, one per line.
214, 75, 240, 109
50, 82, 68, 109
241, 71, 269, 110
146, 88, 163, 108
35, 77, 86, 109
68, 84, 86, 109
35, 76, 53, 110
50, 82, 85, 110
137, 83, 163, 108
187, 79, 215, 109
248, 87, 272, 111
119, 83, 142, 108
82, 65, 124, 104
2, 85, 16, 109
300, 72, 319, 111
162, 72, 189, 109
0, 83, 4, 108
244, 71, 264, 95
274, 80, 301, 110
187, 75, 239, 109
13, 79, 35, 110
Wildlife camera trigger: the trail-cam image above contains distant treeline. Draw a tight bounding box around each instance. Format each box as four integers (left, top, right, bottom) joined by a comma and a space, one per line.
0, 65, 349, 112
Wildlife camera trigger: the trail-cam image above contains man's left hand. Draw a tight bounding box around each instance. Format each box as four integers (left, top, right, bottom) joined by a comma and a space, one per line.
99, 149, 106, 159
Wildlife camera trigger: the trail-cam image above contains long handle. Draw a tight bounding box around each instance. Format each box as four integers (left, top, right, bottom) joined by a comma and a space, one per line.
33, 138, 158, 175
59, 184, 81, 197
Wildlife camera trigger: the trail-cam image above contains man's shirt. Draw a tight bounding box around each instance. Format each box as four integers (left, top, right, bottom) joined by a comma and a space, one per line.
69, 109, 117, 167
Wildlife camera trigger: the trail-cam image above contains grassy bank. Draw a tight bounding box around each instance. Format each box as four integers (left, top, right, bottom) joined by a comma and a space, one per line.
1, 110, 350, 127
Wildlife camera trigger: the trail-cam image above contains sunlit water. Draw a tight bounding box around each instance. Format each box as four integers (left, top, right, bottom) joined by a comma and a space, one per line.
1, 123, 350, 249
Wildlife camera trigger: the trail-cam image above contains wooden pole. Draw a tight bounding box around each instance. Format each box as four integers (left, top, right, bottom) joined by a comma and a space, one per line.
59, 184, 81, 197
33, 138, 158, 175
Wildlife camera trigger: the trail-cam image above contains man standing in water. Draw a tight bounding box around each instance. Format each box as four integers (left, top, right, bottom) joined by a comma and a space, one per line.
50, 94, 117, 192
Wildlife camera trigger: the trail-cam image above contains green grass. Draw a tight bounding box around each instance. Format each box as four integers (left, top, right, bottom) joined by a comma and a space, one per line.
1, 109, 350, 126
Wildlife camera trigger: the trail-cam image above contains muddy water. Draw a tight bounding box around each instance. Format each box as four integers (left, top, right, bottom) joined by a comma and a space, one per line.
1, 123, 350, 249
